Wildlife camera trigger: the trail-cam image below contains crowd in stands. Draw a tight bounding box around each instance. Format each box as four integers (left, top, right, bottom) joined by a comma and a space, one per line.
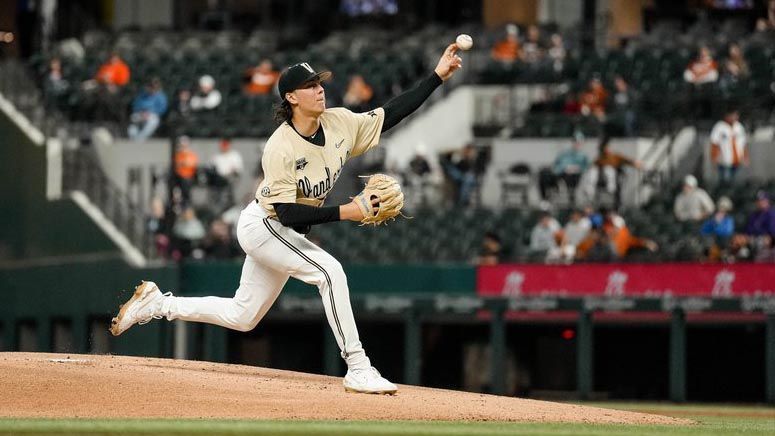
500, 15, 775, 138
22, 10, 775, 264
32, 12, 775, 142
143, 135, 248, 261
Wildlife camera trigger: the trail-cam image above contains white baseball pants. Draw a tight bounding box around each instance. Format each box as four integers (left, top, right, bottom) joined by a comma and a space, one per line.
163, 200, 371, 370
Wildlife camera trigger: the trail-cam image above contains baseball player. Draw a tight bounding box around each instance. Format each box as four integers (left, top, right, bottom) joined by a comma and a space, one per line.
110, 43, 463, 394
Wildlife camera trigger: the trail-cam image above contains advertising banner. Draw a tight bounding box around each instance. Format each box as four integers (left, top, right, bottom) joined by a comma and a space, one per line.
477, 264, 775, 298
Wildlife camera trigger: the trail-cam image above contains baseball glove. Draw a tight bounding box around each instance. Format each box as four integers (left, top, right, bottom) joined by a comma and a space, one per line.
353, 174, 406, 226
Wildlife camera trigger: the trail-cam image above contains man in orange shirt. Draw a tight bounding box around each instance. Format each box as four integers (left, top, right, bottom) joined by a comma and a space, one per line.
576, 211, 657, 260
95, 52, 130, 89
491, 24, 521, 63
81, 52, 131, 121
174, 136, 199, 205
243, 59, 280, 96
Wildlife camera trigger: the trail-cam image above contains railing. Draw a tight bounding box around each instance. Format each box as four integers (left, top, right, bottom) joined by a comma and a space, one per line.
62, 147, 153, 258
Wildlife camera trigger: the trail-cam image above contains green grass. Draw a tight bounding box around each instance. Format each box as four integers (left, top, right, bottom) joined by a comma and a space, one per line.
1, 403, 772, 435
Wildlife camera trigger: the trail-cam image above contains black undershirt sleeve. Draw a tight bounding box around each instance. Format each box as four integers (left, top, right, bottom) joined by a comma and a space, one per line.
273, 202, 340, 229
381, 72, 443, 133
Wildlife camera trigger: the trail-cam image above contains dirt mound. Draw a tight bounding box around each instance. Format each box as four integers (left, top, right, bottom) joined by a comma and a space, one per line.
0, 353, 689, 424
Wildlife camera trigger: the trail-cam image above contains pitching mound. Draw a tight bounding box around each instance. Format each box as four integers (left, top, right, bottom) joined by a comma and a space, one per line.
0, 353, 689, 424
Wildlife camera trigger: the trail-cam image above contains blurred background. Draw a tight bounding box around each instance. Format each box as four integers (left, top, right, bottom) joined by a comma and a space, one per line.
0, 0, 774, 404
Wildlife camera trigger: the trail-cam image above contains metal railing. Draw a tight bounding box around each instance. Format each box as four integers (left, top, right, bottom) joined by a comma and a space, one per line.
62, 147, 153, 258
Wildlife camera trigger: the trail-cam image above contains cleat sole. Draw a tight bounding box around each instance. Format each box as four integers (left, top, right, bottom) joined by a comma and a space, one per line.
109, 281, 151, 336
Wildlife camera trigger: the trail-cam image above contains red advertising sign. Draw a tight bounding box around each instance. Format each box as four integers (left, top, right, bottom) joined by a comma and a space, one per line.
477, 264, 775, 298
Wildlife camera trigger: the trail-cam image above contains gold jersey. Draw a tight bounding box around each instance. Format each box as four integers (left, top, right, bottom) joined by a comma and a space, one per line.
256, 107, 385, 217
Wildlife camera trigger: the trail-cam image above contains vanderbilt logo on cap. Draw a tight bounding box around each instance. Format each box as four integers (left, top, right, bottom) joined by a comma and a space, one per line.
295, 157, 309, 171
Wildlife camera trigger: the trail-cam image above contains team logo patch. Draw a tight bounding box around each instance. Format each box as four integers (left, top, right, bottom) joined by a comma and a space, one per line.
261, 186, 270, 197
295, 157, 309, 171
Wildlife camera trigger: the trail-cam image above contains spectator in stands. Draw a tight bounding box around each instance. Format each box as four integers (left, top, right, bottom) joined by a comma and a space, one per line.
441, 144, 482, 207
43, 57, 69, 105
172, 206, 206, 259
583, 205, 604, 229
745, 191, 775, 238
529, 211, 561, 261
91, 51, 131, 90
720, 43, 750, 89
188, 75, 222, 111
175, 89, 192, 116
701, 196, 734, 261
723, 191, 775, 263
710, 108, 748, 185
127, 78, 168, 142
728, 233, 754, 262
491, 24, 521, 64
754, 235, 775, 263
547, 33, 566, 74
173, 136, 199, 205
580, 137, 640, 208
146, 196, 167, 234
601, 210, 657, 259
579, 77, 608, 122
539, 132, 589, 204
683, 46, 719, 85
243, 59, 280, 96
576, 224, 614, 262
555, 209, 591, 264
209, 137, 244, 208
609, 76, 638, 137
520, 24, 545, 64
201, 218, 241, 259
403, 145, 442, 209
81, 52, 130, 121
343, 74, 374, 112
475, 231, 507, 265
674, 175, 714, 222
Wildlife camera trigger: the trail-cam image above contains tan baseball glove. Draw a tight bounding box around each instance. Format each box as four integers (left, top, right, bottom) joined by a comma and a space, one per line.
353, 174, 406, 226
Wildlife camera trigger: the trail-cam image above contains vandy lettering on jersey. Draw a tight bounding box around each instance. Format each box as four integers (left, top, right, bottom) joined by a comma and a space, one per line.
257, 107, 385, 216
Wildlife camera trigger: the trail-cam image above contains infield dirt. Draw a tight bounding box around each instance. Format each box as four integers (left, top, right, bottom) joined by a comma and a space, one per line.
0, 352, 691, 425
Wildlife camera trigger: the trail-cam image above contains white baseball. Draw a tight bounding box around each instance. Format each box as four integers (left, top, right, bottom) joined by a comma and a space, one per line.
455, 34, 473, 51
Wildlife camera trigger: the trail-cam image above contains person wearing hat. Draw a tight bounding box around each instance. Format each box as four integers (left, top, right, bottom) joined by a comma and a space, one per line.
190, 74, 222, 111
674, 174, 714, 222
745, 191, 775, 238
109, 43, 464, 395
701, 196, 735, 259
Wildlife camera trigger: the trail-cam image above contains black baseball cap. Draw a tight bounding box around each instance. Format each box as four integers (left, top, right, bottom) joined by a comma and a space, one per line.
278, 63, 332, 101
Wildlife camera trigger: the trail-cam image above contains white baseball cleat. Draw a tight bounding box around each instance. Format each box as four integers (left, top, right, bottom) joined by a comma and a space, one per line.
343, 366, 398, 395
110, 281, 170, 336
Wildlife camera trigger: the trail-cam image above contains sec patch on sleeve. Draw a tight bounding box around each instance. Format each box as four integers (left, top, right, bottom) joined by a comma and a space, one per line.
261, 186, 271, 197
